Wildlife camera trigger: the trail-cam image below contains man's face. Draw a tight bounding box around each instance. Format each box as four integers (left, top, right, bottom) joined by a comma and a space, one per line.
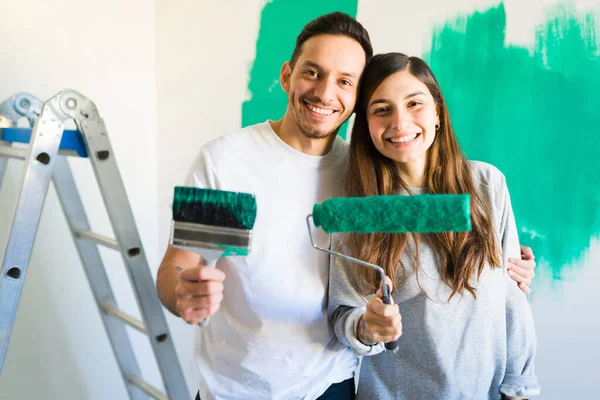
281, 34, 366, 140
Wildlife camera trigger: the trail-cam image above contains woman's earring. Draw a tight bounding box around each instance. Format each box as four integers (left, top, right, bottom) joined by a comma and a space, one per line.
435, 124, 440, 130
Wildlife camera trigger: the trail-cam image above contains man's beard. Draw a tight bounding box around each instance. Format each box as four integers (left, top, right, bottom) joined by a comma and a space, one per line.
294, 118, 340, 140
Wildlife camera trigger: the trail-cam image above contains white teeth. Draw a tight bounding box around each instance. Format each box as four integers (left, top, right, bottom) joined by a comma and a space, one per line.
389, 133, 418, 143
306, 103, 334, 116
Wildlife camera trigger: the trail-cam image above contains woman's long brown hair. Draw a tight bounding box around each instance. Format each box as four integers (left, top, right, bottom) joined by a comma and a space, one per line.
347, 53, 501, 299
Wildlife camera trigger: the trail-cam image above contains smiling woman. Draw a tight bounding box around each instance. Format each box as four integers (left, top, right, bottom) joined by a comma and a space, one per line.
328, 52, 540, 399
366, 69, 439, 187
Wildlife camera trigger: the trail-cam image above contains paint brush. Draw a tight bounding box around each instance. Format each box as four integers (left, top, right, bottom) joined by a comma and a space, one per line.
170, 186, 257, 326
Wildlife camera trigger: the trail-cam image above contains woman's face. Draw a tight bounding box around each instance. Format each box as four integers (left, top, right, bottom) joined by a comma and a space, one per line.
367, 70, 439, 174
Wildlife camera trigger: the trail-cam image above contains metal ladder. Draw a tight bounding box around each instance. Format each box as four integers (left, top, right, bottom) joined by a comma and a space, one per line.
0, 90, 189, 400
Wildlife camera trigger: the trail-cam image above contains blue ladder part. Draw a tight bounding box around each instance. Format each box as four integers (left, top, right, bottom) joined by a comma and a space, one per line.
0, 127, 88, 158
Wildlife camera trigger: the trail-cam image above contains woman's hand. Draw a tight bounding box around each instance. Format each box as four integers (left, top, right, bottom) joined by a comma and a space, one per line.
359, 276, 402, 345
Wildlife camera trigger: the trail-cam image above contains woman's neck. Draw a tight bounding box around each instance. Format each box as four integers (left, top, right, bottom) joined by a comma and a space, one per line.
396, 159, 427, 188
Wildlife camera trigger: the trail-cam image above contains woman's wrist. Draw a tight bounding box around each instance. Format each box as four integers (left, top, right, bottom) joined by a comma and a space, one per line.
357, 315, 377, 346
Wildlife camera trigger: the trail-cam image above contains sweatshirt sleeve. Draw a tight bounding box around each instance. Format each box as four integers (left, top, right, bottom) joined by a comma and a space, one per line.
497, 174, 541, 397
327, 234, 385, 356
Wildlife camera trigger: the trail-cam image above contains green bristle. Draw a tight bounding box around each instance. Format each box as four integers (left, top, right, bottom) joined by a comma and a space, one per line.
172, 186, 257, 230
312, 194, 471, 234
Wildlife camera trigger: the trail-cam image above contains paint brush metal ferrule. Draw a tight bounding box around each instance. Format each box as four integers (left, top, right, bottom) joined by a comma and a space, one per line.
170, 220, 252, 252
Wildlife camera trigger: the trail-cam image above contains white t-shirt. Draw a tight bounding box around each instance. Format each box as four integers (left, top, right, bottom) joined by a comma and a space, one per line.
185, 121, 358, 400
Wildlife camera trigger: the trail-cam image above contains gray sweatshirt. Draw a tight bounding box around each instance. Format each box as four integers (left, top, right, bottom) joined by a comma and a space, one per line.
328, 161, 540, 399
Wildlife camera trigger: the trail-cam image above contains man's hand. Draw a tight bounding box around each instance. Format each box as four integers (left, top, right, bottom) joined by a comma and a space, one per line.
175, 263, 226, 324
359, 277, 402, 345
508, 245, 536, 295
156, 245, 226, 323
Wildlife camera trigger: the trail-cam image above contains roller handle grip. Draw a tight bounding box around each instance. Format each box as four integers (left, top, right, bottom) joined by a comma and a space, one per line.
382, 284, 400, 354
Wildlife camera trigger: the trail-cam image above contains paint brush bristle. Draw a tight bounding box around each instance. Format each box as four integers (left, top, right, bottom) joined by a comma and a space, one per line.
172, 186, 257, 230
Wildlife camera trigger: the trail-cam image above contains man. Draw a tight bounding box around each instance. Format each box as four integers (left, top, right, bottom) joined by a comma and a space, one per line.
157, 12, 536, 400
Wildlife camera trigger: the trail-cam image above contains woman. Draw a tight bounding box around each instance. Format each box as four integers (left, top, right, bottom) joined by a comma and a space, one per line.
328, 53, 540, 399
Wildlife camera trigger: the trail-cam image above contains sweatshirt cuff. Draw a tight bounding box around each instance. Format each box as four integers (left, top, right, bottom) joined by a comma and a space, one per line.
345, 306, 385, 356
500, 373, 541, 397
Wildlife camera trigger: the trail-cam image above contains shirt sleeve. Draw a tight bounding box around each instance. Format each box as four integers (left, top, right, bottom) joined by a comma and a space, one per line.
327, 234, 385, 356
497, 174, 541, 397
184, 147, 220, 189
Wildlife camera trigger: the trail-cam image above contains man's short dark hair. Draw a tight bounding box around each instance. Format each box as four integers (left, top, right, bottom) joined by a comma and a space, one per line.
290, 12, 373, 68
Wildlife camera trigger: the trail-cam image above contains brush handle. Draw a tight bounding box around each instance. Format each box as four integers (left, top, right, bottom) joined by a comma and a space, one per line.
197, 258, 219, 328
381, 284, 400, 354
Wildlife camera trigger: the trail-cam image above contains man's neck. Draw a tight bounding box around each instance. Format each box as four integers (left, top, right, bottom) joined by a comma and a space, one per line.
270, 117, 336, 157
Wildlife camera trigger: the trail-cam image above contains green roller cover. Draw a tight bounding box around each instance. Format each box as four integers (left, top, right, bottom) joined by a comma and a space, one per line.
312, 194, 471, 234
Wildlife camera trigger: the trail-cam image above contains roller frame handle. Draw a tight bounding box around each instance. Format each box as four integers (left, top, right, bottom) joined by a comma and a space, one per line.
382, 284, 400, 353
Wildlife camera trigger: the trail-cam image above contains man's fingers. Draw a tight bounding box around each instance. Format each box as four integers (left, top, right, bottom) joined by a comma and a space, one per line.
518, 282, 532, 295
176, 279, 224, 297
179, 306, 216, 325
519, 246, 535, 260
179, 266, 226, 282
509, 257, 536, 271
507, 267, 534, 294
177, 291, 224, 324
179, 291, 224, 309
507, 268, 526, 284
507, 263, 535, 285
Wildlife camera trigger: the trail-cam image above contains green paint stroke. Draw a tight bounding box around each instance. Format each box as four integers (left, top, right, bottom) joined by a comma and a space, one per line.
425, 3, 600, 279
242, 0, 359, 139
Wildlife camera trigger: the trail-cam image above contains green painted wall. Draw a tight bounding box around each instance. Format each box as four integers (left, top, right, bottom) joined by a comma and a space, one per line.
426, 3, 600, 279
245, 1, 600, 280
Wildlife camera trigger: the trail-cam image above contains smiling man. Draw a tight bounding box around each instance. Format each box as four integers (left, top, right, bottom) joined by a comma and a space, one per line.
276, 33, 362, 145
158, 13, 372, 400
156, 12, 536, 400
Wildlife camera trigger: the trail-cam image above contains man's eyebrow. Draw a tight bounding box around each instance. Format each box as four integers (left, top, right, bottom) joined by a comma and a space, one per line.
301, 60, 322, 70
302, 60, 358, 79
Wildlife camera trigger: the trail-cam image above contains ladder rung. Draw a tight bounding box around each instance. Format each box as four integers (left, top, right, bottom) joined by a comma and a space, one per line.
127, 375, 169, 400
102, 304, 148, 335
0, 145, 27, 159
75, 230, 120, 250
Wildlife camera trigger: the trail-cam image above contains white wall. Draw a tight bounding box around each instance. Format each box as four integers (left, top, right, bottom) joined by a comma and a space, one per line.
531, 239, 600, 398
0, 0, 162, 399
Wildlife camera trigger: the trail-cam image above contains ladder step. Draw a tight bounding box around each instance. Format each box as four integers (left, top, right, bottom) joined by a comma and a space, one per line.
127, 375, 169, 400
102, 304, 148, 335
0, 127, 89, 157
0, 145, 27, 159
75, 230, 120, 250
